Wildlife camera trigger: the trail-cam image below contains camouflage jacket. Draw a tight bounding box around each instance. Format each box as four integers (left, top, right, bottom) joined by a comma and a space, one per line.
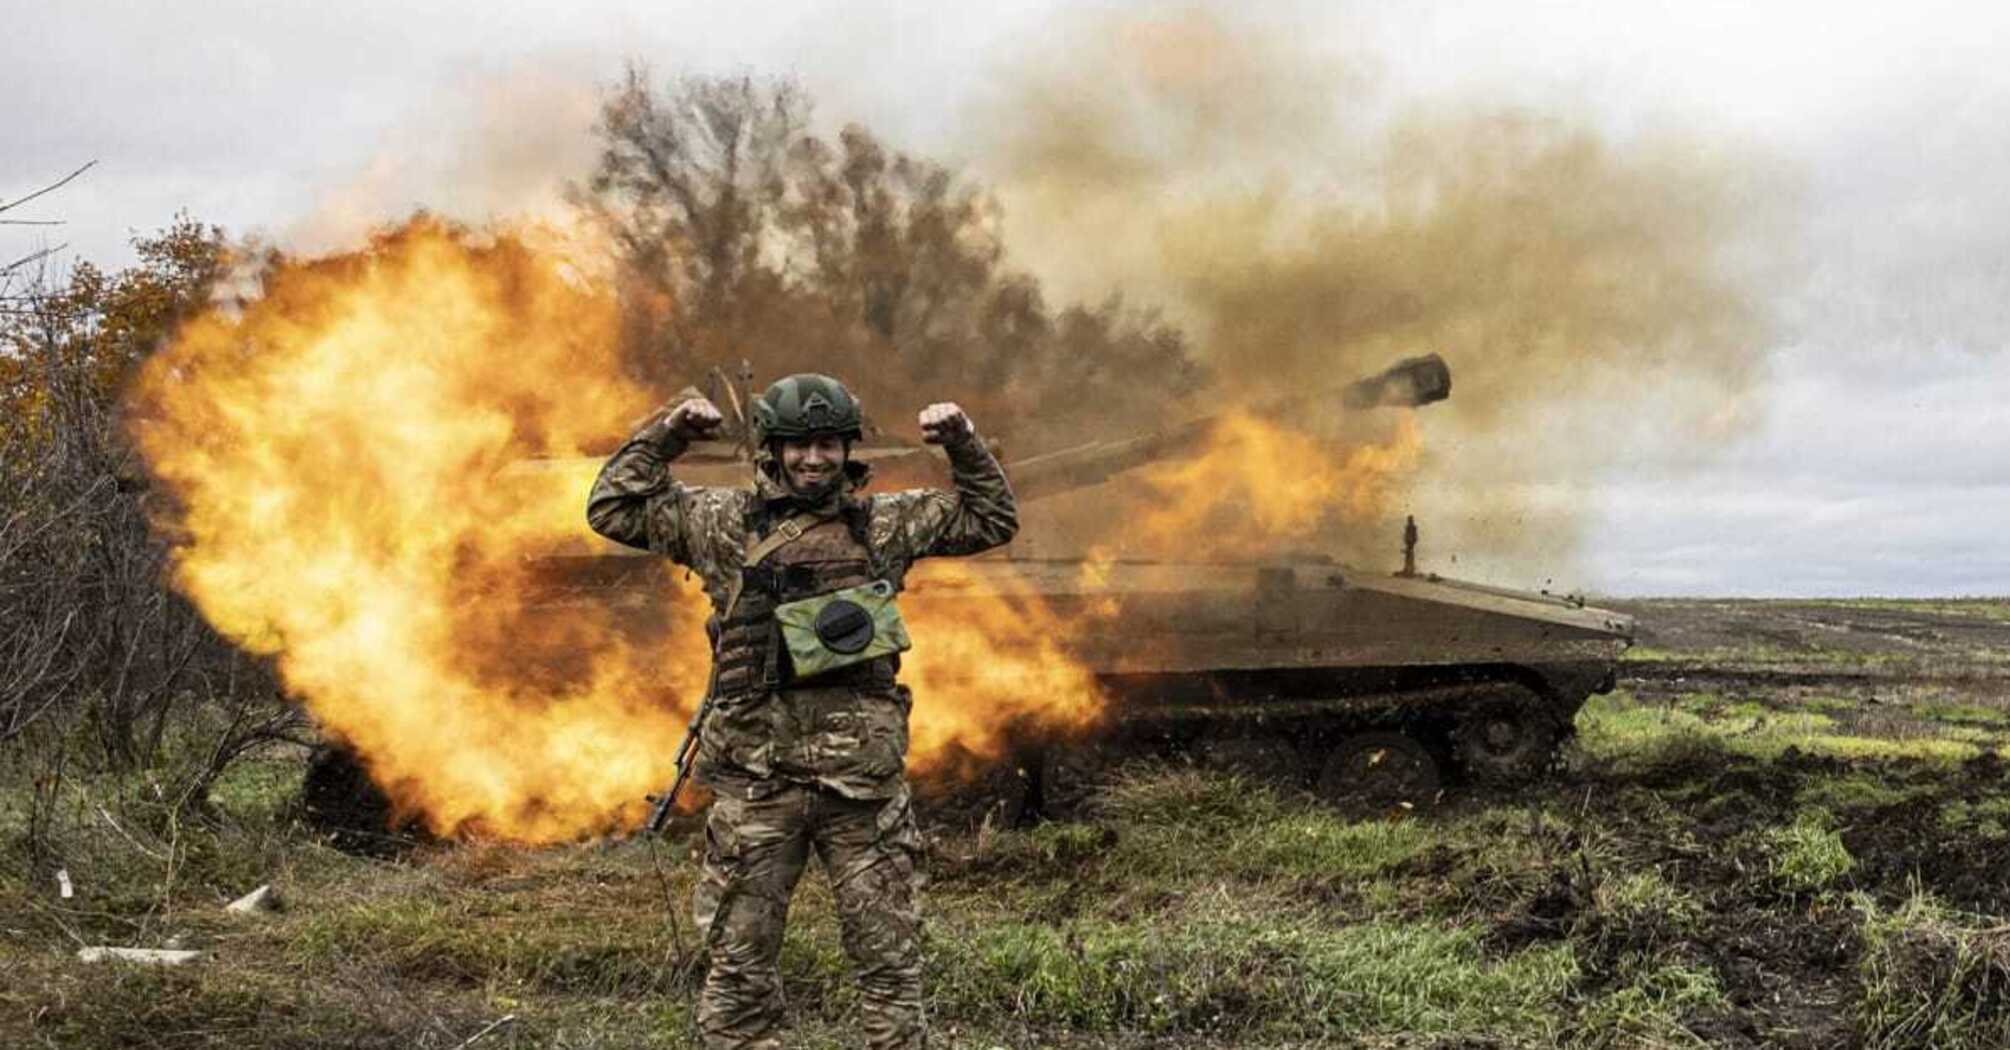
585, 410, 1018, 799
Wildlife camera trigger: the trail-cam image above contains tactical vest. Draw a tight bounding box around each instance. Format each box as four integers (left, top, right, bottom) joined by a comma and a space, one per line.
710, 506, 897, 699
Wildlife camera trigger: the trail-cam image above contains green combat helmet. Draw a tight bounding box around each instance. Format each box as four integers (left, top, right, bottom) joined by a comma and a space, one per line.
752, 373, 864, 445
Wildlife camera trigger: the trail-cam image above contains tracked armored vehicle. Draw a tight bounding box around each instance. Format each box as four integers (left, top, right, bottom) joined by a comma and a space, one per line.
907, 552, 1632, 815
518, 355, 1633, 818
907, 354, 1631, 814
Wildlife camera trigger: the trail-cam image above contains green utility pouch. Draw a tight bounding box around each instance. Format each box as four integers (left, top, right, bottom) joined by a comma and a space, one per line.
774, 580, 912, 680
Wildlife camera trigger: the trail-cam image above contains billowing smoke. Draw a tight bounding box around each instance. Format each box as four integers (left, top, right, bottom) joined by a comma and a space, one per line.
971, 8, 1780, 575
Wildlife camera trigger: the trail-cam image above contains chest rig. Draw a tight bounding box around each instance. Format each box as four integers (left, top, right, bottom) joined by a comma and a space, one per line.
709, 501, 900, 700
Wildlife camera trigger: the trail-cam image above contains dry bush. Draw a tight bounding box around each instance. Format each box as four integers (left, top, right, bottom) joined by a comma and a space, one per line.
1, 220, 305, 876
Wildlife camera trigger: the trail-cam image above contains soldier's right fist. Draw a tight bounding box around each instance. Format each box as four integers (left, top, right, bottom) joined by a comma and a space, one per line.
666, 398, 724, 439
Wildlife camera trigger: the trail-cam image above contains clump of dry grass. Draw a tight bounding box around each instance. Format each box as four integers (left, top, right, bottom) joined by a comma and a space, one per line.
1858, 892, 2010, 1050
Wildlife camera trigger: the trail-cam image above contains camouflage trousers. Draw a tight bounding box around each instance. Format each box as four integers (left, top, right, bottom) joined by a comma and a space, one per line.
692, 781, 925, 1049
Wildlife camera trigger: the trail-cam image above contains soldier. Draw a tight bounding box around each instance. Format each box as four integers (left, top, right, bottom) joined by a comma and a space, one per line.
586, 374, 1017, 1050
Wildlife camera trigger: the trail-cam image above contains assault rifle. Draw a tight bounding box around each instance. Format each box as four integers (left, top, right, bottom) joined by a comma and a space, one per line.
645, 632, 724, 834
645, 688, 713, 833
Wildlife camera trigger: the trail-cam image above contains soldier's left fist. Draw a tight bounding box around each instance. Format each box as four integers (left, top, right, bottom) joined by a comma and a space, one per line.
918, 402, 973, 445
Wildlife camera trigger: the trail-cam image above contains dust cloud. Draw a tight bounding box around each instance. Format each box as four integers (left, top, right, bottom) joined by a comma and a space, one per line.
287, 60, 605, 257
969, 8, 1783, 579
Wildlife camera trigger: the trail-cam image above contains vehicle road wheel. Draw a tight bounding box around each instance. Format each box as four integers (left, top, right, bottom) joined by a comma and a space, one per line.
1316, 731, 1441, 812
1455, 689, 1559, 786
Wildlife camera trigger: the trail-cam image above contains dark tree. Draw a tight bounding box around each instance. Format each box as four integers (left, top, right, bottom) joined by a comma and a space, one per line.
574, 67, 1203, 446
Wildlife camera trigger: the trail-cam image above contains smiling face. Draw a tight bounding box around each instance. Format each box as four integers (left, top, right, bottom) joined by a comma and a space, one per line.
777, 434, 848, 496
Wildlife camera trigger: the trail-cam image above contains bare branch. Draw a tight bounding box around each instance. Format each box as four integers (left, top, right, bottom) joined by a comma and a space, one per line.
95, 803, 167, 861
0, 161, 97, 216
2, 243, 67, 276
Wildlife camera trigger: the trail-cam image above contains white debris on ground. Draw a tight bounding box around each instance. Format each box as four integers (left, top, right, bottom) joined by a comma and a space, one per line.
224, 883, 280, 915
76, 947, 203, 965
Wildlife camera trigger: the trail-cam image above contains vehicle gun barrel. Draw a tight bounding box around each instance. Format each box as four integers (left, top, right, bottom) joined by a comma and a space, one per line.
1002, 352, 1450, 501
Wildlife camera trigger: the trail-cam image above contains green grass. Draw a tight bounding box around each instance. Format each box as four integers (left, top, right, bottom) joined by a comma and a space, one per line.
206, 756, 309, 817
1798, 735, 1980, 761
1574, 692, 1728, 772
1592, 870, 1703, 929
0, 745, 1963, 1049
288, 893, 682, 995
1761, 810, 1856, 896
1098, 765, 1286, 831
1576, 691, 1985, 769
1797, 771, 1935, 812
1576, 961, 1728, 1047
1226, 812, 1433, 880
1914, 702, 2010, 726
1620, 646, 1686, 663
1937, 797, 2010, 838
934, 916, 1576, 1040
1827, 599, 2010, 623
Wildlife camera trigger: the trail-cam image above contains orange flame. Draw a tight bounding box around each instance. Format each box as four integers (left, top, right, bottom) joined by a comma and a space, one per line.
903, 560, 1108, 781
131, 220, 706, 841
129, 219, 1117, 841
1124, 410, 1422, 557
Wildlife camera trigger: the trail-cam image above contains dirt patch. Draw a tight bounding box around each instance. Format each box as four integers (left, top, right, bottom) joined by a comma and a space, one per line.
1846, 755, 2010, 912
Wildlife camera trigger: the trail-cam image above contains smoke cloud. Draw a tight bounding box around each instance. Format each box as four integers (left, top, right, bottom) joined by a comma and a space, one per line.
968, 8, 1785, 578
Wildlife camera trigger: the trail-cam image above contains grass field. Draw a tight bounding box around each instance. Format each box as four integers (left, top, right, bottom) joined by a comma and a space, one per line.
7, 598, 2010, 1048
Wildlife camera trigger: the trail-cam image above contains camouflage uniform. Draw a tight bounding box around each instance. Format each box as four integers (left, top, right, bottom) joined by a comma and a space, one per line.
586, 402, 1016, 1049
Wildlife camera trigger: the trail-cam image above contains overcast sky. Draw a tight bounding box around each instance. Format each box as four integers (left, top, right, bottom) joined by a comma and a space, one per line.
8, 1, 2008, 597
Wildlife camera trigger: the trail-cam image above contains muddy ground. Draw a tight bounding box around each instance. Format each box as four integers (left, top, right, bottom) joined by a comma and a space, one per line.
1535, 598, 2010, 1047
978, 597, 2010, 1048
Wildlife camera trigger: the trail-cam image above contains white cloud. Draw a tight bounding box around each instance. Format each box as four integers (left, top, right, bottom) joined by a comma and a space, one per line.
1584, 344, 2010, 595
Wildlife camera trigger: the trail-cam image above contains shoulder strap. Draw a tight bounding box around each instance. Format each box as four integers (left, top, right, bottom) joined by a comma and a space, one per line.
743, 512, 824, 568
720, 511, 827, 618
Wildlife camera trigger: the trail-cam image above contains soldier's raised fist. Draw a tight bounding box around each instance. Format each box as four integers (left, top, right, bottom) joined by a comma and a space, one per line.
918, 402, 972, 445
666, 397, 724, 439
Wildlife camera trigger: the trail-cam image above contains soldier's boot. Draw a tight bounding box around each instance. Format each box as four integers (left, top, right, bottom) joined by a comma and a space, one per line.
816, 788, 927, 1050
694, 791, 813, 1050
